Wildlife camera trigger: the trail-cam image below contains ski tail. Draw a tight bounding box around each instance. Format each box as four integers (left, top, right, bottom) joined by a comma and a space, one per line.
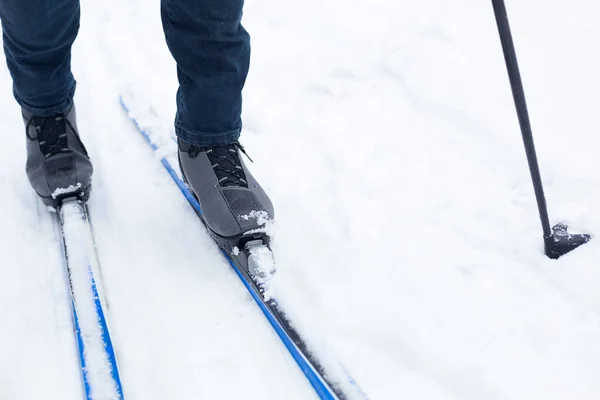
120, 94, 367, 400
56, 199, 124, 400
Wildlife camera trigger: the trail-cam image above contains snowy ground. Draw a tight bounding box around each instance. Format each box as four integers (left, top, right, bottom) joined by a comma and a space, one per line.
1, 0, 600, 398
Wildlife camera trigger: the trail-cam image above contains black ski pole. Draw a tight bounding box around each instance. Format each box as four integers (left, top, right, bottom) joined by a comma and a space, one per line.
491, 0, 590, 259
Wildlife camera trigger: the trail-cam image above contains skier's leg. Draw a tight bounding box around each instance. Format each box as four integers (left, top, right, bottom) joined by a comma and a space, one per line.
160, 0, 249, 147
0, 0, 80, 115
161, 0, 273, 240
0, 0, 92, 206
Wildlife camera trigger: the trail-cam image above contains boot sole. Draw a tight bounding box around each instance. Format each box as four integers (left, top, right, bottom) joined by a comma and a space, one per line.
38, 184, 92, 208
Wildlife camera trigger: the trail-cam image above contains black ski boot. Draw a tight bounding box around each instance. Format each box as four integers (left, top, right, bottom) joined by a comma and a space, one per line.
23, 105, 93, 207
178, 139, 274, 248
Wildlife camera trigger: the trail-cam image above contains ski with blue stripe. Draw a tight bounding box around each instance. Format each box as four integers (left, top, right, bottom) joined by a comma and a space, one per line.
56, 199, 124, 400
120, 96, 367, 400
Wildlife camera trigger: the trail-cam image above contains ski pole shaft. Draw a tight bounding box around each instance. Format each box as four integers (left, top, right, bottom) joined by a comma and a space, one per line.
491, 0, 552, 238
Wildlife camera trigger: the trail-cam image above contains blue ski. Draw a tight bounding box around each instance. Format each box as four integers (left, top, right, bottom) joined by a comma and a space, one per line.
120, 95, 367, 400
56, 199, 124, 400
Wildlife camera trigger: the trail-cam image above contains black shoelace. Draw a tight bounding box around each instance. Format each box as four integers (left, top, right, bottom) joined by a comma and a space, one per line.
188, 142, 252, 188
26, 114, 75, 159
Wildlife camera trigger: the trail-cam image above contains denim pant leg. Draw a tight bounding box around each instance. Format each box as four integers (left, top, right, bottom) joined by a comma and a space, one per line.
161, 0, 250, 146
0, 0, 80, 116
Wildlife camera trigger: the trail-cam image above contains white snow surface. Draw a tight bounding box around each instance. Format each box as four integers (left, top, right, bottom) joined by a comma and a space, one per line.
1, 0, 600, 399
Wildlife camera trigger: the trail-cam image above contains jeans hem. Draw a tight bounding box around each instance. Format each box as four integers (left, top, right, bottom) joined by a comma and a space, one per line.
15, 83, 76, 117
175, 122, 241, 147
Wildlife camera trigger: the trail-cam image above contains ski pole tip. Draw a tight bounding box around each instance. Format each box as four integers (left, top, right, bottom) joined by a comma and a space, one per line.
544, 223, 591, 259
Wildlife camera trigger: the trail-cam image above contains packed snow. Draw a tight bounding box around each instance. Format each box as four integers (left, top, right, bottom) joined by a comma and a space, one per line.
52, 184, 84, 199
1, 0, 600, 399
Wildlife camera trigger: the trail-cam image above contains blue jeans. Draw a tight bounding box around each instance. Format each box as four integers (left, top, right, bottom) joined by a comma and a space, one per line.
0, 0, 250, 146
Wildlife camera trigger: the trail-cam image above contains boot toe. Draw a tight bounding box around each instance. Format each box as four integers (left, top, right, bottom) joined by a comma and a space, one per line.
28, 153, 93, 206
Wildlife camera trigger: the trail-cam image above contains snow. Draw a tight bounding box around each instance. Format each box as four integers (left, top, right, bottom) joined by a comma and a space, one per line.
246, 242, 276, 281
0, 0, 599, 399
52, 184, 83, 199
241, 210, 275, 239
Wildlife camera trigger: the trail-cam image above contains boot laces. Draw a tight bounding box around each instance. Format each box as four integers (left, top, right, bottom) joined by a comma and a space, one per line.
188, 142, 252, 188
26, 114, 75, 159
